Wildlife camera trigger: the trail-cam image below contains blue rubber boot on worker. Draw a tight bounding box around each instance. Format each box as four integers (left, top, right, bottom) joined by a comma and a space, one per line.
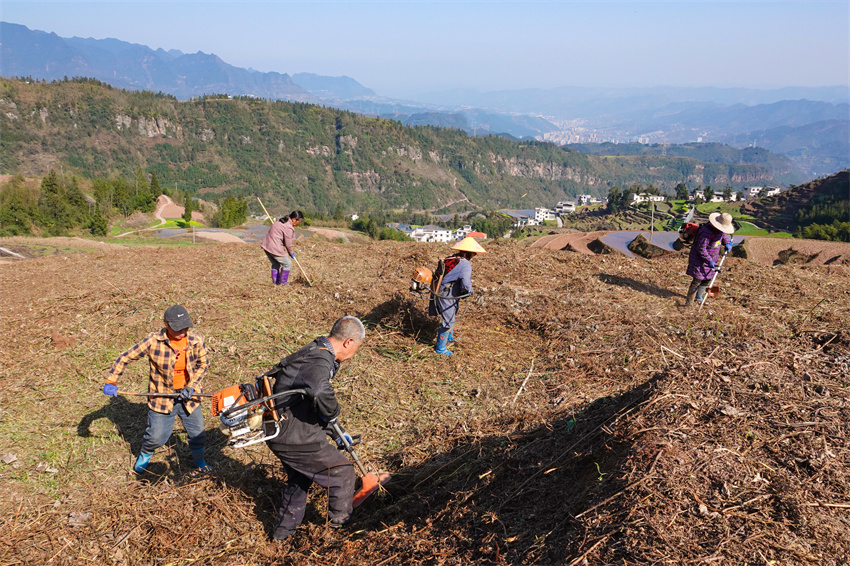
134, 451, 153, 473
447, 330, 458, 343
191, 448, 211, 472
271, 268, 279, 284
434, 331, 453, 355
277, 270, 290, 285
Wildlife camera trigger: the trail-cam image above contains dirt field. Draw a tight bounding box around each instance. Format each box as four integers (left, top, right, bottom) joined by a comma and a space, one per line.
1, 235, 849, 565
743, 237, 850, 268
528, 230, 609, 255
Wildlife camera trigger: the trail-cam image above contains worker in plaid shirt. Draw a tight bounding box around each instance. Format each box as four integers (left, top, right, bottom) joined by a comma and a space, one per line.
102, 305, 211, 473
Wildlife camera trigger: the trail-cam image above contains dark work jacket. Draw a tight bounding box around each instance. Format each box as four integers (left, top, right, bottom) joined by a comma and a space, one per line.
266, 338, 341, 453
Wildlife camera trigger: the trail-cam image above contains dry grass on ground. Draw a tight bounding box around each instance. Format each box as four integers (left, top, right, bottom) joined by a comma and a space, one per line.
1, 236, 849, 565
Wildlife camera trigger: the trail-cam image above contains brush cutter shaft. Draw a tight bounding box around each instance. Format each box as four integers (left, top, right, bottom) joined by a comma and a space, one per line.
698, 239, 732, 312
331, 420, 369, 477
219, 388, 308, 419
117, 391, 213, 398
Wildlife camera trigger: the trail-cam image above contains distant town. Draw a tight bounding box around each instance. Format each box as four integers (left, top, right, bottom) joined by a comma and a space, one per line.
379, 186, 782, 242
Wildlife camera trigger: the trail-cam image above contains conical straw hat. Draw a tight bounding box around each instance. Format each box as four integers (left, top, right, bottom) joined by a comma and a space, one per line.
451, 236, 487, 254
709, 212, 735, 234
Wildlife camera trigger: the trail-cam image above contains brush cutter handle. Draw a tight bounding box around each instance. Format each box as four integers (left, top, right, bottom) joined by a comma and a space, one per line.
330, 420, 369, 477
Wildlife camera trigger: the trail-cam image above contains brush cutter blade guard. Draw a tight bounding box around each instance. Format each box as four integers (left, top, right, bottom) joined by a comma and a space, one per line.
353, 471, 392, 509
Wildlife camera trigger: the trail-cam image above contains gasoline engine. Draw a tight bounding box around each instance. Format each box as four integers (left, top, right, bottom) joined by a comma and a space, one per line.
211, 374, 306, 449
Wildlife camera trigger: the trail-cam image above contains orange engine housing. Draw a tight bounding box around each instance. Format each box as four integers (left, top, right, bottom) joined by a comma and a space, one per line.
211, 384, 246, 416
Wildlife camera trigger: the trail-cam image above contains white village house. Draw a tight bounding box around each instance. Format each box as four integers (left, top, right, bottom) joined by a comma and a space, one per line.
535, 208, 557, 222
554, 201, 576, 214
631, 193, 666, 204
410, 224, 453, 243
743, 186, 781, 200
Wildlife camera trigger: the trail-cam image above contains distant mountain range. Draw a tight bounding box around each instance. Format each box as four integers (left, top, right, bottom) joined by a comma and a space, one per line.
0, 22, 555, 139
1, 21, 848, 176
0, 78, 800, 215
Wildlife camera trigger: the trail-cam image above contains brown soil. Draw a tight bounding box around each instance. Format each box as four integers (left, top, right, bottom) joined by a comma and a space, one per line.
1, 237, 849, 565
743, 237, 850, 270
529, 230, 610, 255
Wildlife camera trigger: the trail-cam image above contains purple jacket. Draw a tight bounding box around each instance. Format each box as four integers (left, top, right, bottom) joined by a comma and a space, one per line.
686, 223, 730, 279
261, 218, 295, 257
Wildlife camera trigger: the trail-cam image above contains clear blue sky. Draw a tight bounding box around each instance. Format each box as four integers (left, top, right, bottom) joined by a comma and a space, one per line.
2, 1, 848, 96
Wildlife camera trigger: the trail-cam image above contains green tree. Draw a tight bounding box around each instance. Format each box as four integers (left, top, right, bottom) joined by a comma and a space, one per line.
182, 195, 194, 224
675, 183, 689, 201
211, 196, 247, 228
704, 186, 715, 202
87, 208, 108, 236
723, 185, 732, 201
38, 171, 72, 234
0, 176, 37, 236
150, 172, 161, 195
607, 186, 623, 213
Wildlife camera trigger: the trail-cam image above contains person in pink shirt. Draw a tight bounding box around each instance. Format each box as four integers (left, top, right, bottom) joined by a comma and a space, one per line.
260, 210, 303, 285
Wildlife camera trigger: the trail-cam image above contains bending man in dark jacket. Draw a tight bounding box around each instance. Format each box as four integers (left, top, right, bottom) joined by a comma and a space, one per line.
266, 316, 365, 541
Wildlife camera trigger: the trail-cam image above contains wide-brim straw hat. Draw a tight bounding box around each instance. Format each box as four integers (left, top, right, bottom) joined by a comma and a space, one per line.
452, 236, 487, 254
709, 212, 735, 234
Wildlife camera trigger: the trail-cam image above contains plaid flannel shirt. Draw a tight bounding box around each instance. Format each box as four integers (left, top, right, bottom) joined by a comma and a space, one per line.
107, 328, 209, 414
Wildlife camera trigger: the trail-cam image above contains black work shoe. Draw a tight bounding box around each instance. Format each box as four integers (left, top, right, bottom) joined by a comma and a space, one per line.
272, 526, 294, 541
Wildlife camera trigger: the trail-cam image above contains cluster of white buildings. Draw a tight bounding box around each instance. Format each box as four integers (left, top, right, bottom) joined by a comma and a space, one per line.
386, 223, 487, 243
378, 184, 783, 238
689, 186, 781, 203
741, 186, 781, 200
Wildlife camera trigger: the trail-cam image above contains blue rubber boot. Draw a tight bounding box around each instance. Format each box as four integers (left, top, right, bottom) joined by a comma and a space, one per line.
271, 268, 279, 284
133, 451, 153, 473
434, 331, 453, 355
191, 448, 211, 472
447, 330, 458, 343
277, 270, 290, 285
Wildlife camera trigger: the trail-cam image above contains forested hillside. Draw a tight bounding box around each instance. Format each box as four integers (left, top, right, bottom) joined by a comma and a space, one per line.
742, 170, 850, 241
1, 78, 789, 214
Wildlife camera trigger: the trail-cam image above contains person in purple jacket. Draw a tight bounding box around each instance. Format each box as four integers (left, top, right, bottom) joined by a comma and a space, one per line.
685, 212, 735, 306
261, 210, 303, 285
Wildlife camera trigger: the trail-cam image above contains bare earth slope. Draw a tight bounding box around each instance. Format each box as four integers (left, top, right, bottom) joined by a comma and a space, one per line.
0, 238, 848, 565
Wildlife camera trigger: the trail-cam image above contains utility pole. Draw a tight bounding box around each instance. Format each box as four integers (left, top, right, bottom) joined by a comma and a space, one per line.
649, 202, 655, 244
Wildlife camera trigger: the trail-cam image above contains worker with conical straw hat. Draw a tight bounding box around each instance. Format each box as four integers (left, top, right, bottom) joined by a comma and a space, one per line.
429, 236, 486, 355
685, 212, 734, 306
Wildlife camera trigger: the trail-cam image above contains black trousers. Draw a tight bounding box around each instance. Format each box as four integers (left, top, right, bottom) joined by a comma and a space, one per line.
271, 443, 355, 536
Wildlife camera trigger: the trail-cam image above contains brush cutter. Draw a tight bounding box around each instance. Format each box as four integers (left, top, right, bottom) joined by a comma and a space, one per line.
409, 264, 473, 318
329, 419, 391, 509
698, 240, 733, 313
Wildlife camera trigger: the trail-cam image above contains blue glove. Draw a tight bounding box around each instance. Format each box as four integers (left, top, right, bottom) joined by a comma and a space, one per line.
290, 252, 296, 258
724, 242, 733, 253
179, 387, 194, 401
335, 434, 353, 449
708, 260, 717, 269
103, 382, 119, 397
